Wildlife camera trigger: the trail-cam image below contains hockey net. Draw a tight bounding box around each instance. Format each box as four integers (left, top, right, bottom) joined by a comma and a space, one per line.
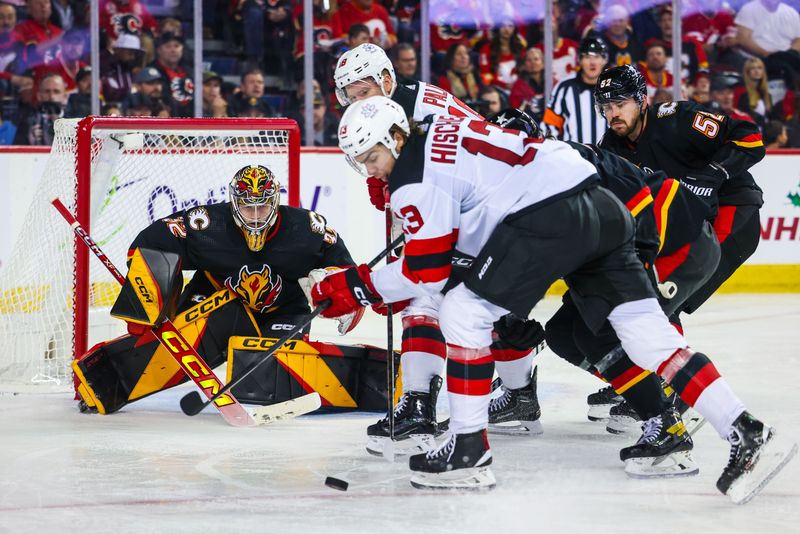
0, 117, 300, 390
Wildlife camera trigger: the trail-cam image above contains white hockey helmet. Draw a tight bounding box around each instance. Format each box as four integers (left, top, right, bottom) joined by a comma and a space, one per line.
334, 43, 397, 106
338, 96, 409, 176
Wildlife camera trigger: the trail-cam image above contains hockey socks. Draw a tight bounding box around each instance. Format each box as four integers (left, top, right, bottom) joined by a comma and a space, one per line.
446, 345, 494, 433
400, 315, 446, 392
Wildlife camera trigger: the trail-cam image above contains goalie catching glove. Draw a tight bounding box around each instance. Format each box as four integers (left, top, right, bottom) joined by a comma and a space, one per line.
310, 264, 381, 319
300, 267, 366, 334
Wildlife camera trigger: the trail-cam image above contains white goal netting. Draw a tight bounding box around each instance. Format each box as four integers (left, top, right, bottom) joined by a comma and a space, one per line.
0, 117, 298, 390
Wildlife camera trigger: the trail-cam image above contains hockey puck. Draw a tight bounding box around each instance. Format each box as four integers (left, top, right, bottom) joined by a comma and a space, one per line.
324, 476, 349, 491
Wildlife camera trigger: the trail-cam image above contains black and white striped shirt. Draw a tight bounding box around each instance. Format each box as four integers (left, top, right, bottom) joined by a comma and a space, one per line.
542, 75, 608, 144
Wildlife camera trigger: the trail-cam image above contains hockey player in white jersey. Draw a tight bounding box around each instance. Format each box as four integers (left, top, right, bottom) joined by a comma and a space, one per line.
334, 43, 542, 454
311, 96, 796, 501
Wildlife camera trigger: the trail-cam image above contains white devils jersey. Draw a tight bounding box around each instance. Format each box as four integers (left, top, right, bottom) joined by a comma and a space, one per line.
393, 81, 483, 122
371, 115, 599, 303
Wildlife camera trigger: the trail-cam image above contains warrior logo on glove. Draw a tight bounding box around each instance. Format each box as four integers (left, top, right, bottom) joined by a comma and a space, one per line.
225, 264, 283, 312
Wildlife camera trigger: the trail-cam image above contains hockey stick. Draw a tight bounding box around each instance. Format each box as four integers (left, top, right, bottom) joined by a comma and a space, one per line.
384, 206, 396, 442
180, 233, 407, 416
51, 197, 260, 427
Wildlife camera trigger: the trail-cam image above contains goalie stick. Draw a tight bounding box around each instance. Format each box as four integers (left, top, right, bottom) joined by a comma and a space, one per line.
180, 233, 406, 416
51, 197, 319, 428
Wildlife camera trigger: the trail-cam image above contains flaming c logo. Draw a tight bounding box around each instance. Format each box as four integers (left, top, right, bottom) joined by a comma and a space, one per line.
225, 265, 283, 312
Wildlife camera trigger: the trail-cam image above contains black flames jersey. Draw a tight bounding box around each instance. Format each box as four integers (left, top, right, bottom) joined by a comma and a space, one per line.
598, 100, 765, 210
129, 203, 354, 315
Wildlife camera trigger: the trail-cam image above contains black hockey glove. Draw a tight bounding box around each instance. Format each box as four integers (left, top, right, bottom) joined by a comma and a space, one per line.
683, 162, 729, 192
493, 314, 545, 351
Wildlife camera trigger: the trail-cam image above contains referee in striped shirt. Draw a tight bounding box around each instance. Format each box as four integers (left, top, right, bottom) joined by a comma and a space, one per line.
543, 36, 609, 143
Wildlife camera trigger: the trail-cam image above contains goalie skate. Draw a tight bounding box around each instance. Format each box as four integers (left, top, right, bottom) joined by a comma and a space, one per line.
488, 367, 543, 436
718, 411, 798, 504
366, 376, 441, 458
409, 430, 496, 490
621, 408, 699, 478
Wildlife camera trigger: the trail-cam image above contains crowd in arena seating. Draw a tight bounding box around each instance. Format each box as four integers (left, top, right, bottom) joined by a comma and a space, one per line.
0, 0, 799, 147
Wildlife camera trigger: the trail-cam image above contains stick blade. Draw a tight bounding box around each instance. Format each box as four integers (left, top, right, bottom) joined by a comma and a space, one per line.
179, 391, 206, 416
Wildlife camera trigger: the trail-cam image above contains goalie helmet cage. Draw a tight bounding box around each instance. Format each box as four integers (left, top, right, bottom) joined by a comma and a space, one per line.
0, 116, 300, 391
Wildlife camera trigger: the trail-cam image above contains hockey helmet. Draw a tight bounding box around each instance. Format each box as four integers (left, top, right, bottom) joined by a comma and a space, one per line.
229, 165, 280, 252
579, 36, 608, 58
489, 107, 541, 138
594, 64, 647, 108
338, 96, 409, 176
334, 43, 397, 107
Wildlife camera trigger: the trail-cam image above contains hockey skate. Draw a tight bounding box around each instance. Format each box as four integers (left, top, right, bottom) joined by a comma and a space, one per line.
672, 395, 706, 436
488, 367, 543, 436
587, 385, 623, 422
621, 407, 699, 478
409, 429, 496, 490
606, 400, 641, 434
717, 411, 798, 504
366, 376, 442, 458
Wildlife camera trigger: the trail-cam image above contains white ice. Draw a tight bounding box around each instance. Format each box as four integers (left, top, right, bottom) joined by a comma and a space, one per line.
1, 294, 798, 533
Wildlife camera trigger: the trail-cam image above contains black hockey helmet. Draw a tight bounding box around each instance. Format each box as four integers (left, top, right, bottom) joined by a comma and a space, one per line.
579, 36, 608, 58
594, 64, 647, 106
489, 107, 541, 138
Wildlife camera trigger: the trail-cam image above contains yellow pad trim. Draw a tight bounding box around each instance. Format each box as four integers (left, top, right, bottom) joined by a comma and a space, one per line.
115, 248, 163, 326
615, 370, 651, 394
72, 360, 106, 414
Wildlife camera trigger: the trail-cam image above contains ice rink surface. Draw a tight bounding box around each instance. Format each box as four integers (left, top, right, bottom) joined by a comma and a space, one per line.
1, 294, 798, 533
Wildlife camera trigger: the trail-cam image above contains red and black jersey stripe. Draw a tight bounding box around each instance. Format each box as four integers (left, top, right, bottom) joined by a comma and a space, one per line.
447, 345, 494, 396
401, 230, 458, 285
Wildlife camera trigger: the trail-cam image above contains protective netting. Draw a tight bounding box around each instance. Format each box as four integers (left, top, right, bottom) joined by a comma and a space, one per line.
0, 118, 295, 389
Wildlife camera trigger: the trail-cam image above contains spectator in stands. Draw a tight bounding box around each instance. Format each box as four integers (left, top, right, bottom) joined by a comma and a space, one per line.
735, 0, 800, 59
709, 72, 756, 122
158, 17, 181, 37
101, 101, 121, 116
296, 90, 338, 146
478, 17, 526, 91
332, 0, 397, 49
1, 2, 33, 96
682, 0, 738, 65
344, 22, 370, 51
132, 65, 163, 100
392, 43, 417, 84
429, 0, 476, 58
202, 70, 228, 118
657, 5, 709, 84
764, 119, 789, 148
99, 0, 157, 41
690, 72, 712, 104
229, 68, 274, 118
599, 4, 641, 67
50, 0, 87, 32
292, 0, 339, 84
33, 26, 86, 95
100, 31, 142, 104
14, 0, 62, 68
0, 106, 16, 144
736, 57, 773, 127
535, 2, 578, 84
124, 91, 152, 116
639, 39, 674, 98
477, 85, 503, 118
652, 87, 674, 104
64, 64, 90, 117
13, 70, 65, 144
437, 42, 483, 103
149, 32, 193, 117
509, 47, 546, 122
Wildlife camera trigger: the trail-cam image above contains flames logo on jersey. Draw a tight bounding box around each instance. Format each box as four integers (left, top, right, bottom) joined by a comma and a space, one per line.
225, 265, 283, 313
233, 165, 277, 198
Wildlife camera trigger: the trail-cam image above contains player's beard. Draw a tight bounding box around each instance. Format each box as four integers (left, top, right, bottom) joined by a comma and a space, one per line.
610, 113, 640, 138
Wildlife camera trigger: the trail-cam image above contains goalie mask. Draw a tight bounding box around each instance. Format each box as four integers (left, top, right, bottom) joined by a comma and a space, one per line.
229, 165, 280, 252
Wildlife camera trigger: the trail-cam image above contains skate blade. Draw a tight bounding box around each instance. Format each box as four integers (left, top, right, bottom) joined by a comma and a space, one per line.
624, 451, 699, 478
727, 433, 798, 505
606, 415, 640, 435
366, 434, 435, 458
488, 419, 543, 436
587, 404, 614, 422
410, 466, 496, 491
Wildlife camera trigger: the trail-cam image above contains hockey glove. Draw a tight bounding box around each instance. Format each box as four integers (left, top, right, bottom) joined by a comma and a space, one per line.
300, 267, 366, 334
493, 314, 545, 351
311, 264, 382, 318
366, 176, 389, 211
371, 299, 411, 316
683, 163, 728, 192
